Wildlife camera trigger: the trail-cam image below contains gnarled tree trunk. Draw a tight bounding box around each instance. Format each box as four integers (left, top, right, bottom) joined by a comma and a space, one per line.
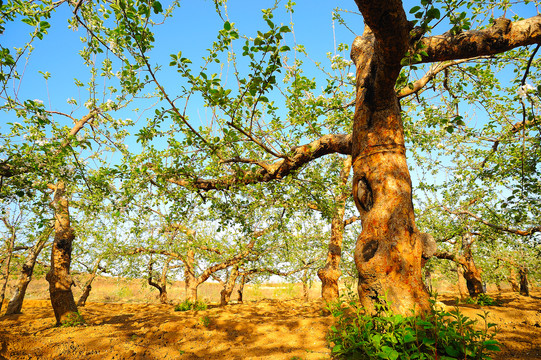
184, 249, 197, 302
318, 156, 351, 303
237, 274, 248, 303
220, 265, 239, 306
5, 229, 50, 315
45, 181, 80, 325
350, 27, 430, 314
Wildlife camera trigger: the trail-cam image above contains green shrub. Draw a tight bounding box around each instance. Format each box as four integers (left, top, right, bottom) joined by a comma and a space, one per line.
463, 294, 499, 307
59, 311, 86, 327
327, 297, 500, 360
174, 299, 208, 311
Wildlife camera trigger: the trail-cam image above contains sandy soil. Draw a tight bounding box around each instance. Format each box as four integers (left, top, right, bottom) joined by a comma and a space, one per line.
0, 290, 540, 360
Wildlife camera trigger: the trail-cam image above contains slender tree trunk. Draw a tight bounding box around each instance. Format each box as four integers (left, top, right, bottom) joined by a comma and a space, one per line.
147, 256, 172, 304
5, 230, 50, 315
460, 233, 484, 297
457, 265, 469, 299
45, 181, 80, 325
220, 265, 239, 306
508, 267, 520, 292
0, 218, 16, 314
518, 267, 529, 296
237, 274, 247, 303
301, 268, 310, 302
184, 249, 197, 302
318, 156, 351, 303
77, 257, 102, 307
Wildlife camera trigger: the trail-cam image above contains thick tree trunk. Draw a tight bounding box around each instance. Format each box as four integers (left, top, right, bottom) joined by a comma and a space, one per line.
5, 231, 50, 315
349, 5, 431, 312
220, 265, 239, 306
519, 267, 529, 296
45, 181, 80, 325
318, 156, 351, 302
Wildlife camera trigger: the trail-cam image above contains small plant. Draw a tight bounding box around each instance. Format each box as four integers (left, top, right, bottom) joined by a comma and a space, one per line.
174, 299, 208, 311
463, 294, 499, 306
327, 296, 500, 359
199, 315, 211, 327
59, 311, 85, 327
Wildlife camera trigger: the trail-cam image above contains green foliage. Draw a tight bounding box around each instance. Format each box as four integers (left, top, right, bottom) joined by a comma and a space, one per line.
327, 297, 500, 360
174, 299, 208, 312
463, 294, 500, 307
59, 311, 86, 327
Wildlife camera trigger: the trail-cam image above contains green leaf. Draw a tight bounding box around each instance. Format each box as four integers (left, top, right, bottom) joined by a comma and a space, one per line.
224, 21, 231, 31
152, 1, 163, 14
409, 6, 421, 13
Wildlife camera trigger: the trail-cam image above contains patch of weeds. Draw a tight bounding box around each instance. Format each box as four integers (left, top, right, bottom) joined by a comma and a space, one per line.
327, 296, 500, 359
59, 311, 85, 327
199, 315, 211, 327
130, 334, 138, 341
179, 350, 185, 355
463, 294, 500, 306
174, 299, 208, 311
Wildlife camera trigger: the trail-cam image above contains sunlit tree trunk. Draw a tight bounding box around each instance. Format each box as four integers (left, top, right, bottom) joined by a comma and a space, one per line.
301, 267, 310, 302
5, 230, 50, 315
460, 234, 484, 297
457, 264, 469, 299
184, 249, 197, 302
318, 156, 351, 302
508, 267, 520, 292
237, 274, 247, 303
77, 257, 103, 307
0, 218, 16, 314
45, 181, 80, 325
220, 265, 239, 306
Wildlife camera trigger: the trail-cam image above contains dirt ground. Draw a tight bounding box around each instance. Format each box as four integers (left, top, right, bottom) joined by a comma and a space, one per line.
0, 280, 540, 360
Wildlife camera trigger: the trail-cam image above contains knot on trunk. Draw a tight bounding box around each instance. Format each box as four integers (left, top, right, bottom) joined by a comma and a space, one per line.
354, 177, 373, 212
419, 232, 436, 259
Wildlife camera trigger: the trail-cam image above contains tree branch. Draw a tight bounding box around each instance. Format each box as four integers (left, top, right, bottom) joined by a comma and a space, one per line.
166, 133, 352, 191
420, 16, 541, 63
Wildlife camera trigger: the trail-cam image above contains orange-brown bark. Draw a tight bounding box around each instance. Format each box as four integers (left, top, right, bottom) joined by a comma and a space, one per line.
45, 181, 80, 325
317, 156, 351, 303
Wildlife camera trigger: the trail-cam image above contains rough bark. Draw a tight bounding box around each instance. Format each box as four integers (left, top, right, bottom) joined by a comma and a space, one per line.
45, 181, 80, 325
349, 12, 430, 313
301, 268, 310, 302
5, 230, 50, 315
77, 257, 103, 307
317, 156, 351, 302
220, 265, 239, 306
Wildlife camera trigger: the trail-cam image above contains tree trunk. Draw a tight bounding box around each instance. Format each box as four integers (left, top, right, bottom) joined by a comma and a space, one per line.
518, 267, 529, 296
349, 14, 431, 313
147, 256, 172, 304
318, 156, 351, 303
0, 218, 16, 314
45, 181, 80, 325
237, 274, 247, 303
301, 268, 310, 302
508, 267, 520, 292
220, 265, 239, 306
184, 249, 197, 302
77, 257, 102, 307
461, 233, 484, 297
5, 230, 50, 315
457, 264, 469, 299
